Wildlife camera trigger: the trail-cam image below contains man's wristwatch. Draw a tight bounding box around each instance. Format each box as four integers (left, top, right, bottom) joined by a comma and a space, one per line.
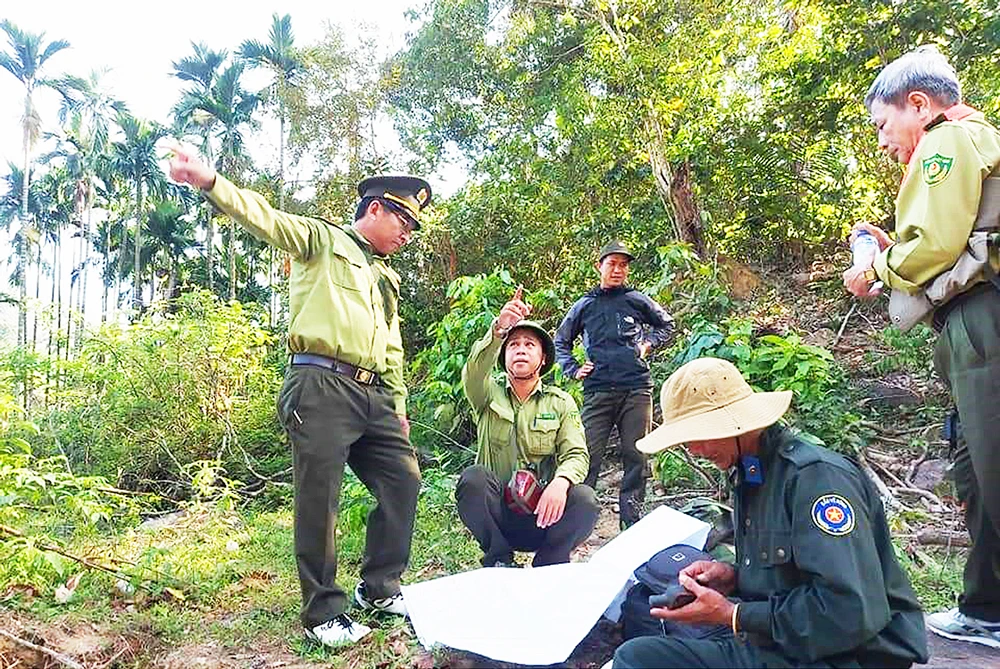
863, 268, 877, 282
493, 319, 511, 339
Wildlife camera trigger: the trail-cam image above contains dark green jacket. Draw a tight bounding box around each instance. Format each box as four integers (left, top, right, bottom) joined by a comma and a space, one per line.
733, 426, 928, 667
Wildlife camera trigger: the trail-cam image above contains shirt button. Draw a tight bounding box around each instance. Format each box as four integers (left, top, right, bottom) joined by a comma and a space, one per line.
744, 557, 751, 567
776, 548, 786, 559
744, 518, 751, 528
761, 551, 768, 560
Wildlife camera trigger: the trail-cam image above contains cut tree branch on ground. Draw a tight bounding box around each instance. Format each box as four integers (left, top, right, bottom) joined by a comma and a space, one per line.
0, 629, 85, 669
855, 449, 904, 513
915, 530, 971, 547
891, 486, 944, 509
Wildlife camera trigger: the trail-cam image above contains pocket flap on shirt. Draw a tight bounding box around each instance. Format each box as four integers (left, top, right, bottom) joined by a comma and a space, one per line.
760, 530, 793, 566
530, 415, 560, 432
488, 399, 515, 423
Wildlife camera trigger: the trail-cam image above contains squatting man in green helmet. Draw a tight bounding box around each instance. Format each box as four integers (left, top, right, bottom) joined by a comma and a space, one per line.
611, 357, 927, 669
167, 144, 428, 647
456, 286, 599, 567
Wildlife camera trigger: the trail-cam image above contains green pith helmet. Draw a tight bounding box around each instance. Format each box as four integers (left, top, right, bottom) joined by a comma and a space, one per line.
498, 321, 556, 377
599, 240, 635, 263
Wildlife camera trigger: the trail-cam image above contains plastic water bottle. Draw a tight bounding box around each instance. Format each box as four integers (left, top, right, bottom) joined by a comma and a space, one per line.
851, 230, 884, 291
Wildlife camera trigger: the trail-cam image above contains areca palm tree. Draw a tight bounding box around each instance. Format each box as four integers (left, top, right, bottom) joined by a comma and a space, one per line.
109, 113, 168, 312
58, 70, 127, 330
172, 43, 227, 294
0, 19, 72, 347
145, 199, 198, 304
174, 62, 259, 301
239, 13, 303, 322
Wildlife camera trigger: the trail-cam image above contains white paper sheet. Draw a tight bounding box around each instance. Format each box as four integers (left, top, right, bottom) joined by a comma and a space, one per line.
402, 505, 710, 665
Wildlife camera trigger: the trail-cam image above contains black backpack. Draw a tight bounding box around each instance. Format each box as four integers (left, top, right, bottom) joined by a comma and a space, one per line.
621, 544, 731, 641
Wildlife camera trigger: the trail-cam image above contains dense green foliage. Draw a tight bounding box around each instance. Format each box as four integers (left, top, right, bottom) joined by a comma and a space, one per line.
0, 5, 983, 649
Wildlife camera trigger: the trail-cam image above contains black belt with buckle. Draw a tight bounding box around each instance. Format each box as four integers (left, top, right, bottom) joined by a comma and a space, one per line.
290, 353, 382, 386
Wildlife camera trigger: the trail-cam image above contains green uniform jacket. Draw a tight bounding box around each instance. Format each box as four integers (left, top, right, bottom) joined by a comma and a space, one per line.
874, 105, 1000, 293
462, 330, 588, 485
206, 176, 407, 414
734, 426, 928, 666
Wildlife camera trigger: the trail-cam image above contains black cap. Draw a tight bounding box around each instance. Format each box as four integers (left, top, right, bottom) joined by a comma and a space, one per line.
599, 240, 634, 262
357, 175, 432, 230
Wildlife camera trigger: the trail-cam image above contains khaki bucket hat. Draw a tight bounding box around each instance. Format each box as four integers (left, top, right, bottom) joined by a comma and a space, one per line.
637, 357, 792, 454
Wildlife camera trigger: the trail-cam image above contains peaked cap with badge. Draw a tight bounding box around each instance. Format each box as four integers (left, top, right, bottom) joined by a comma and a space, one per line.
598, 239, 635, 263
358, 175, 432, 230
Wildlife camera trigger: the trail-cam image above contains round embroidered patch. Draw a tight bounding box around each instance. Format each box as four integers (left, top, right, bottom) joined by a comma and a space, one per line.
811, 494, 855, 536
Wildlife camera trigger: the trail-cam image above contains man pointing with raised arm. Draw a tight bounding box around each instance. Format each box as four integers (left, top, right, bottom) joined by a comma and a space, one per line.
168, 144, 428, 647
456, 286, 599, 568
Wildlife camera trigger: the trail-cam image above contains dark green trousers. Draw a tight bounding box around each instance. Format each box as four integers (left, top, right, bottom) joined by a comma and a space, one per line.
612, 635, 857, 669
277, 365, 421, 629
581, 388, 651, 526
455, 465, 599, 567
933, 286, 1000, 622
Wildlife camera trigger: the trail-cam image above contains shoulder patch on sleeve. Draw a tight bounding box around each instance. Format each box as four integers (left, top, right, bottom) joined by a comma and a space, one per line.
922, 153, 954, 186
811, 494, 855, 536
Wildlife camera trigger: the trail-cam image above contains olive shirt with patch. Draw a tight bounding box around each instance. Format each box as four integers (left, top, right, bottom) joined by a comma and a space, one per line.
733, 425, 927, 666
205, 175, 408, 414
462, 330, 589, 485
874, 107, 1000, 293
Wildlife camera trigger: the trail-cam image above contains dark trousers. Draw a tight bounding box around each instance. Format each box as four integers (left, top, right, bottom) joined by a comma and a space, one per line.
277, 365, 421, 629
612, 635, 849, 669
455, 465, 599, 567
581, 388, 651, 525
934, 287, 1000, 621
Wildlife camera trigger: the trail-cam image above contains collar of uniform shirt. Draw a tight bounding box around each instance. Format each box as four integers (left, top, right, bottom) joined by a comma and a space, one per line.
504, 376, 543, 402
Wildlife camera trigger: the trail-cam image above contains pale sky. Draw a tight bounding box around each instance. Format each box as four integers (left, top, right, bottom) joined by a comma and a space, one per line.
0, 0, 427, 171
0, 0, 467, 342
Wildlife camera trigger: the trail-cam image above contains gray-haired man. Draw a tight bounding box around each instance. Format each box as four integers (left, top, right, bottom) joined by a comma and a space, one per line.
844, 47, 1000, 648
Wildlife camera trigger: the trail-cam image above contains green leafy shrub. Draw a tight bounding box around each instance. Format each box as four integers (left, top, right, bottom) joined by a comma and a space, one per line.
13, 290, 286, 494
667, 319, 866, 453
408, 269, 519, 469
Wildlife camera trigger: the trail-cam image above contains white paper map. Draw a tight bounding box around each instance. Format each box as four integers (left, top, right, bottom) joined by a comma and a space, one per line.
402, 505, 710, 665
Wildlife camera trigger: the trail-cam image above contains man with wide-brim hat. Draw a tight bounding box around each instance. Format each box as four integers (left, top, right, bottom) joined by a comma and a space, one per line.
457, 286, 598, 568
612, 357, 928, 668
554, 239, 674, 529
168, 145, 430, 647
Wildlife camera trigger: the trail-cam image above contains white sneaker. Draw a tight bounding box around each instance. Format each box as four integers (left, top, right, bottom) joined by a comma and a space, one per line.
926, 607, 1000, 648
305, 614, 371, 646
355, 581, 408, 616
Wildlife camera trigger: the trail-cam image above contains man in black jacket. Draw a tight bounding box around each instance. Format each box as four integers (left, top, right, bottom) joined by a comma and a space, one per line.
554, 241, 673, 527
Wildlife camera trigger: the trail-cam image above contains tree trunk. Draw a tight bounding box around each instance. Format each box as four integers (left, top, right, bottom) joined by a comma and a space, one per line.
133, 179, 143, 312
32, 241, 43, 353
18, 102, 31, 350
229, 218, 236, 302
643, 111, 706, 256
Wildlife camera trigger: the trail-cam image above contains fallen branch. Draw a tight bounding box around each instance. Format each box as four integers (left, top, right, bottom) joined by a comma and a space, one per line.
916, 529, 970, 548
833, 301, 858, 347
891, 486, 944, 509
0, 629, 85, 669
855, 450, 903, 513
0, 523, 122, 578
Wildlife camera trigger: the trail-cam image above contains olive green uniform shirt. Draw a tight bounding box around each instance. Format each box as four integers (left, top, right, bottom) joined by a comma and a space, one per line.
733, 426, 928, 666
206, 175, 407, 414
462, 330, 589, 485
874, 107, 1000, 292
